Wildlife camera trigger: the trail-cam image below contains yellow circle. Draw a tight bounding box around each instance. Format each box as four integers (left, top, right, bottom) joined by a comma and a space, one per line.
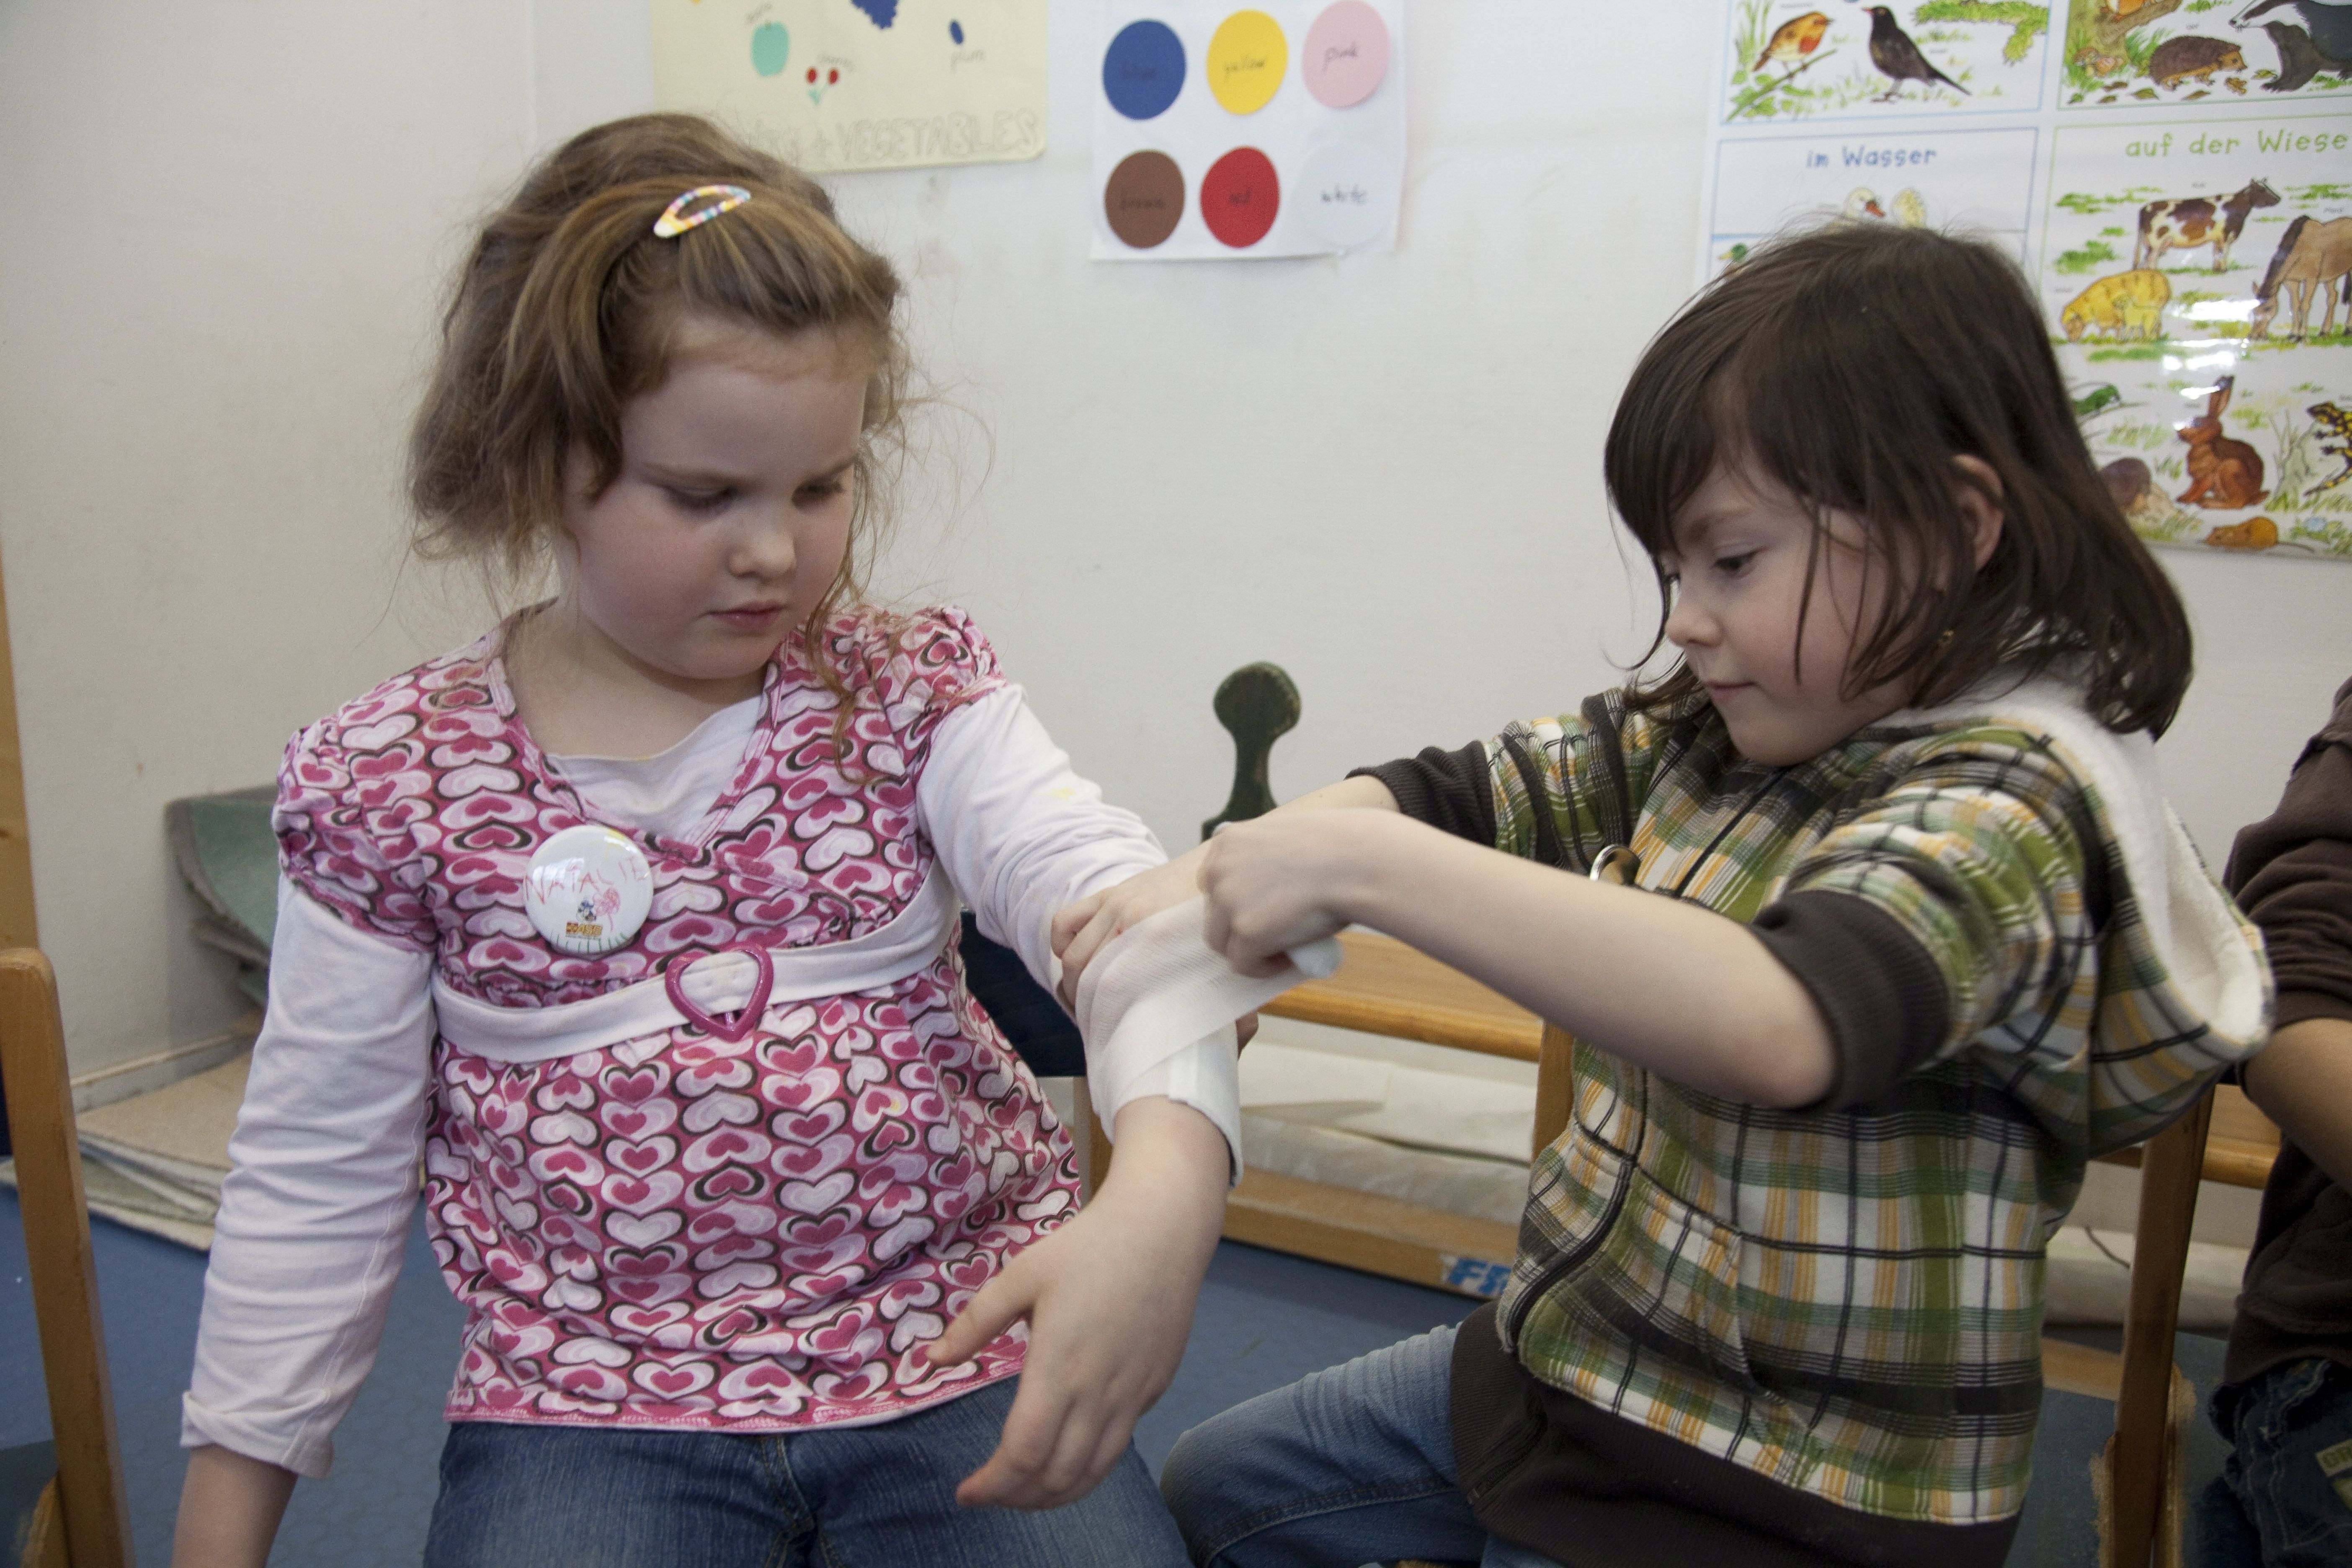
1207, 10, 1287, 115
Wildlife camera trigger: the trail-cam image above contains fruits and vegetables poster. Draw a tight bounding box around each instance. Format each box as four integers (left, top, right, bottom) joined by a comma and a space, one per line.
1092, 2, 1406, 260
649, 1, 1047, 173
1706, 1, 2352, 561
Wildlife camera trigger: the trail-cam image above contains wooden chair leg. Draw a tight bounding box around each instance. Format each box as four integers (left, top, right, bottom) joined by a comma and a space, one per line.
1085, 1089, 1113, 1199
2102, 1091, 2213, 1568
0, 950, 132, 1568
1533, 1023, 1574, 1158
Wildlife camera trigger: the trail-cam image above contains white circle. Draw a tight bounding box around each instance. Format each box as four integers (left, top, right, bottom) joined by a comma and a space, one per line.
1295, 141, 1394, 252
525, 825, 653, 956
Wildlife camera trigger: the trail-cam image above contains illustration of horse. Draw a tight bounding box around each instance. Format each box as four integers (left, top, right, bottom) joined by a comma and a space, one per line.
2248, 216, 2352, 340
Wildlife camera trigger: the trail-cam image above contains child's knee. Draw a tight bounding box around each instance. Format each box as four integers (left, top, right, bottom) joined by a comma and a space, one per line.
1158, 1415, 1233, 1532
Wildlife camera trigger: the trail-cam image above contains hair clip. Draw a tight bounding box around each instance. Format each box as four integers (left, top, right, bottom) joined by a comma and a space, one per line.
652, 184, 751, 238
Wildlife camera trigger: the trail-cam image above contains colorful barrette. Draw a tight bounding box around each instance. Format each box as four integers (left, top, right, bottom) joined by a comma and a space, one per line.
652, 184, 751, 238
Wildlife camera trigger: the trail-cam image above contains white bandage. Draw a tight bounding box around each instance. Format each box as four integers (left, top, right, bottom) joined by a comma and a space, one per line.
1073, 896, 1343, 1151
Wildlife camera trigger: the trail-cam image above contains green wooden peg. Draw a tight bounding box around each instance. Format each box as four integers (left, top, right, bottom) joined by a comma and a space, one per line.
1202, 662, 1301, 841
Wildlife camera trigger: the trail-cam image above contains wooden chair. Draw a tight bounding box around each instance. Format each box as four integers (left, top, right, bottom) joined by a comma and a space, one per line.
2089, 1082, 2280, 1568
0, 950, 132, 1568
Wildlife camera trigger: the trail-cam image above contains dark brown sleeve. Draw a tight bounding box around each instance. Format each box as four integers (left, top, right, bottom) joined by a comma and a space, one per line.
2225, 678, 2352, 1031
1751, 889, 1952, 1111
1353, 741, 1496, 847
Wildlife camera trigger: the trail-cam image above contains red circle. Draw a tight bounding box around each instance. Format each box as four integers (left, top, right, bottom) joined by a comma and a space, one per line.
1200, 148, 1279, 249
806, 68, 818, 83
827, 67, 839, 83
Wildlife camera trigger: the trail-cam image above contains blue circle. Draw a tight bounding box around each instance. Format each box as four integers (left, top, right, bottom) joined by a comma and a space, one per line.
1103, 20, 1185, 121
750, 22, 790, 77
950, 20, 965, 45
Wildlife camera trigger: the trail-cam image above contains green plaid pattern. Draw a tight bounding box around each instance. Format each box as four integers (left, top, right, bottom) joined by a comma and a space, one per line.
1486, 690, 2267, 1524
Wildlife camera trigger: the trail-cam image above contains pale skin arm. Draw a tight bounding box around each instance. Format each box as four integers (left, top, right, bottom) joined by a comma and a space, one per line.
1055, 776, 1839, 1109
928, 1094, 1228, 1509
172, 1445, 297, 1568
2239, 1016, 2352, 1191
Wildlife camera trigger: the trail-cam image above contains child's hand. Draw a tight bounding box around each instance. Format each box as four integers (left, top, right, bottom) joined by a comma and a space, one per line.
1199, 808, 1403, 975
1050, 848, 1210, 1007
926, 1097, 1227, 1510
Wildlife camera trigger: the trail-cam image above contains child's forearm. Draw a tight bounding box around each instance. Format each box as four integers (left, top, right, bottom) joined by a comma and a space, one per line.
1099, 1094, 1231, 1233
173, 1445, 297, 1568
2242, 1017, 2352, 1190
1206, 809, 1838, 1107
932, 1094, 1228, 1509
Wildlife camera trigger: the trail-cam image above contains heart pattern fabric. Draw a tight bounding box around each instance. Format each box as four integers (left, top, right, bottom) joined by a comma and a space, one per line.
279, 609, 1074, 1430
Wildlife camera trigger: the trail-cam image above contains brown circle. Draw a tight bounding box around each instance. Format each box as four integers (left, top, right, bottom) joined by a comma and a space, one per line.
1105, 150, 1185, 249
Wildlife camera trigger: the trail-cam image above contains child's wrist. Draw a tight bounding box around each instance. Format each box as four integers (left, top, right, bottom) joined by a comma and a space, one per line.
1333, 809, 1441, 933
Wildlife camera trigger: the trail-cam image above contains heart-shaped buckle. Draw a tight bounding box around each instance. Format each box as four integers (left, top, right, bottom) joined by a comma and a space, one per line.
663, 944, 775, 1042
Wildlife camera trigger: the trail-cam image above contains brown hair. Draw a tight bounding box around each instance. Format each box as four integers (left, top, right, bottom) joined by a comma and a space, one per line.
408, 113, 908, 651
1604, 223, 2192, 737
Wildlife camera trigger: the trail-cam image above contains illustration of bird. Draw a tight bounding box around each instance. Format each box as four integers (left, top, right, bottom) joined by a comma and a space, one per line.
1864, 7, 1971, 100
1844, 188, 1888, 220
1891, 188, 1928, 226
1754, 11, 1832, 71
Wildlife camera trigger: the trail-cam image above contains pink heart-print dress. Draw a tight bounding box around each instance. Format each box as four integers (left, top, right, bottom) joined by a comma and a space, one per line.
274, 607, 1073, 1431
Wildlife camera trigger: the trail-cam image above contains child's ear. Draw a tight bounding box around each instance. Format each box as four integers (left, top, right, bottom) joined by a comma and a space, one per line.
1950, 456, 2004, 572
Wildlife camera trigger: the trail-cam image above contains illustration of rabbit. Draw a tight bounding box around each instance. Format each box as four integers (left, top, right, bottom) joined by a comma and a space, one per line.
2175, 378, 2268, 510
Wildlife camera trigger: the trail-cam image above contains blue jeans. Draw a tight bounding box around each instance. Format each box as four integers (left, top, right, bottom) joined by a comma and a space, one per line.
2198, 1357, 2352, 1568
422, 1377, 1191, 1567
1159, 1324, 1558, 1568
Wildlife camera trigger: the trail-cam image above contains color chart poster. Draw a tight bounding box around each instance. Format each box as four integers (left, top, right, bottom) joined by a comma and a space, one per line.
1093, 1, 1406, 261
1702, 2, 2352, 563
649, 0, 1047, 174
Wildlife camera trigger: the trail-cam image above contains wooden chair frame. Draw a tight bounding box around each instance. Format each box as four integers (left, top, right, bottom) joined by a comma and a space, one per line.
2, 949, 132, 1568
2091, 1082, 2279, 1568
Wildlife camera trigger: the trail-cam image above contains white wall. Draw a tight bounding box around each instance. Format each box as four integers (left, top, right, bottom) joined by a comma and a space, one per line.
3, 0, 2346, 1077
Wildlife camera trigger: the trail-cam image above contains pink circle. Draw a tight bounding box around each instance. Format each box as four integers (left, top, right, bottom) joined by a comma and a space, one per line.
1302, 1, 1389, 109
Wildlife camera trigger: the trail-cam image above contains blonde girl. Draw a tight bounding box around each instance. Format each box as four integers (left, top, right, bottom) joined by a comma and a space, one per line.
173, 115, 1221, 1568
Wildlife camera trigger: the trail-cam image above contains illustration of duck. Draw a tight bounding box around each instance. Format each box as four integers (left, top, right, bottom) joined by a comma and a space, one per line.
1754, 11, 1833, 70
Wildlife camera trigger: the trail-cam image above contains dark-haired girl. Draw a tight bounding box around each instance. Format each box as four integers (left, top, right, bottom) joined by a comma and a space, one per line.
1060, 223, 2273, 1567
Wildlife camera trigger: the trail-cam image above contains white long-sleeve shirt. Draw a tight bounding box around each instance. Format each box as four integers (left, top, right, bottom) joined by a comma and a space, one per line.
183, 684, 1230, 1475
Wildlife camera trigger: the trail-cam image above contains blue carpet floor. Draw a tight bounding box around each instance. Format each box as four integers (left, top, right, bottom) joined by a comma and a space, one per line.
2, 1186, 2263, 1566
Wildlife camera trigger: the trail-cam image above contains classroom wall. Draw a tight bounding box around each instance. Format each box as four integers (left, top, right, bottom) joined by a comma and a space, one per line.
2, 0, 2346, 1078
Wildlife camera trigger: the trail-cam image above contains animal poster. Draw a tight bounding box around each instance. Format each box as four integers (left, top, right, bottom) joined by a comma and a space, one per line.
2058, 0, 2352, 107
2045, 119, 2352, 556
1091, 1, 1406, 260
1709, 125, 2043, 271
648, 0, 1047, 173
1705, 0, 2352, 561
1721, 2, 2054, 120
